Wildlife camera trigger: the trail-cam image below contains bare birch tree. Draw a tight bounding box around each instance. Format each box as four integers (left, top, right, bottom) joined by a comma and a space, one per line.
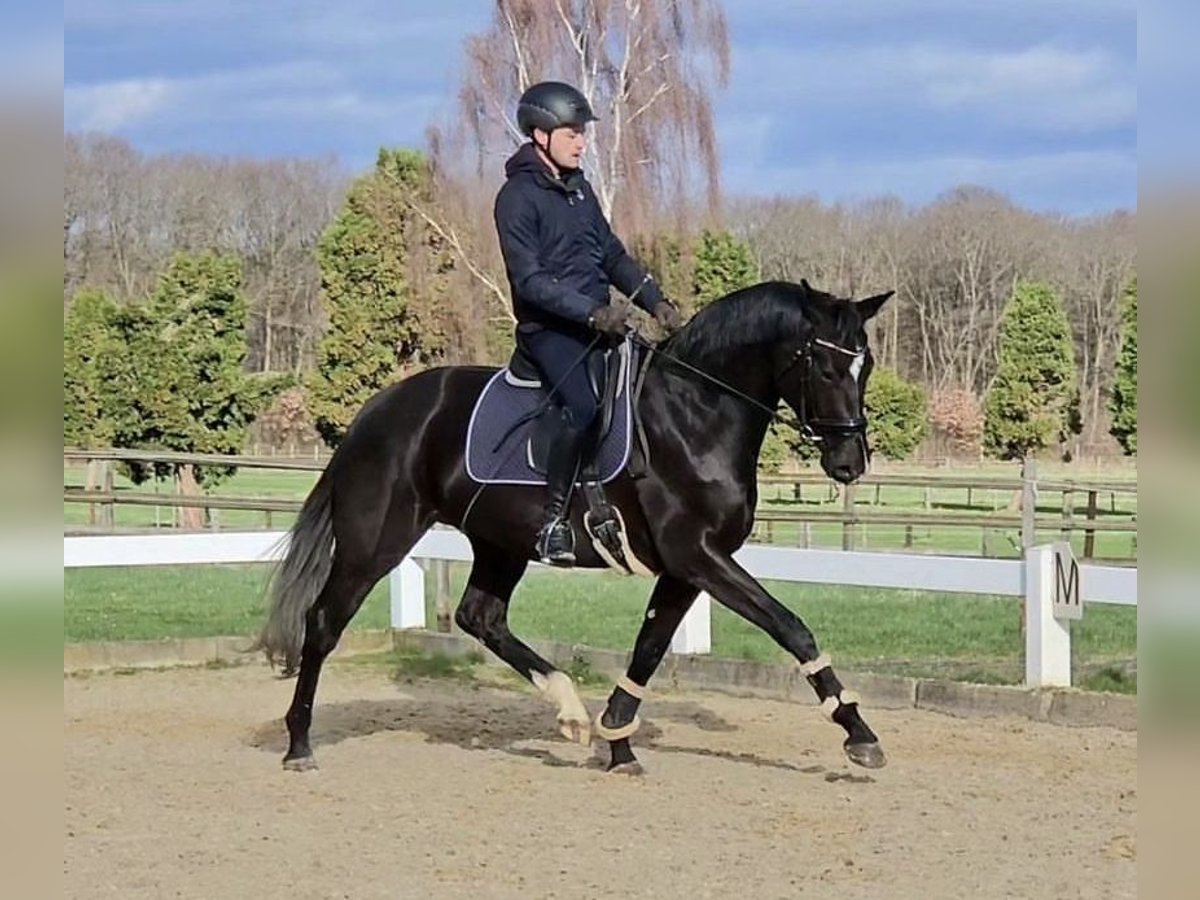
450, 0, 730, 233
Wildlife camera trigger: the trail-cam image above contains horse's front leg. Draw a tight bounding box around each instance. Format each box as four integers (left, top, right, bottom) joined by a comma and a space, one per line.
594, 574, 699, 774
681, 540, 886, 769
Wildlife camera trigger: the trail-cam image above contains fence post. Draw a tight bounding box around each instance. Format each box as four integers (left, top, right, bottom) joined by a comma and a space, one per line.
1083, 490, 1098, 559
1018, 458, 1038, 644
389, 558, 427, 629
842, 483, 856, 551
1024, 544, 1072, 687
434, 560, 453, 633
1021, 458, 1038, 550
671, 591, 712, 654
100, 461, 114, 528
1060, 487, 1075, 542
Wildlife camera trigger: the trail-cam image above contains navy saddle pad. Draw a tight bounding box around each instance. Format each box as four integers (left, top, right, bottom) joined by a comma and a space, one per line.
465, 342, 634, 486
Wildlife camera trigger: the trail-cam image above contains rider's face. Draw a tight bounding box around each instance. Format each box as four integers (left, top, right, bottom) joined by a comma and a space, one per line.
537, 125, 587, 171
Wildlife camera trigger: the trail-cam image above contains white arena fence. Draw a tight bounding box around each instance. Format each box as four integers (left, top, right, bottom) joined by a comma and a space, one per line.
63, 529, 1135, 688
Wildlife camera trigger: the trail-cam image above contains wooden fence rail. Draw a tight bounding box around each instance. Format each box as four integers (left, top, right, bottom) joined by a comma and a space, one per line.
64, 448, 1136, 560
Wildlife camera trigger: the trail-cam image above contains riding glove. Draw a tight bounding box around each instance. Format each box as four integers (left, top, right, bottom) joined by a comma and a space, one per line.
588, 305, 628, 336
652, 301, 684, 334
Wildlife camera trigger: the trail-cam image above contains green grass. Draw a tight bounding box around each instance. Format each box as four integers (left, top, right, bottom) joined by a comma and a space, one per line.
63, 562, 1136, 692
63, 563, 391, 641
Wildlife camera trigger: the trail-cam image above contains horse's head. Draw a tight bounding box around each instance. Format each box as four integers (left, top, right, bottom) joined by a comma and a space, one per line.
774, 280, 893, 484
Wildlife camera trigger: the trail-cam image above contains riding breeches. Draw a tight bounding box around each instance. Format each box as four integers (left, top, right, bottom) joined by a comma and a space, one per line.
517, 326, 602, 430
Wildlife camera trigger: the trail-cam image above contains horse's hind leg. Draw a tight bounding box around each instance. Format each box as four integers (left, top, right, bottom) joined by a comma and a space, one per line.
594, 574, 699, 774
453, 537, 592, 744
283, 509, 433, 769
282, 560, 382, 769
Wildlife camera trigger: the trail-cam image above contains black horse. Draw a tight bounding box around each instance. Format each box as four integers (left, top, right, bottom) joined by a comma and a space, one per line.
256, 279, 893, 773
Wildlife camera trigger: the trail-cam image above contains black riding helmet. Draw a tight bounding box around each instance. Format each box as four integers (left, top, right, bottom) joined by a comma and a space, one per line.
517, 81, 598, 137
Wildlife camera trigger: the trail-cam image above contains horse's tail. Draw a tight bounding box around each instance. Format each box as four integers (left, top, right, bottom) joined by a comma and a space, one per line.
252, 468, 335, 674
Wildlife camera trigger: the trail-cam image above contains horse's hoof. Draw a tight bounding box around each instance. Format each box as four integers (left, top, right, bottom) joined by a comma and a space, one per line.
845, 741, 886, 769
282, 754, 318, 772
559, 718, 592, 746
607, 761, 645, 777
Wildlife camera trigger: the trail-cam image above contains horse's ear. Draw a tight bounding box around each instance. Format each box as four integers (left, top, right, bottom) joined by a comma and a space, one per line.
857, 290, 894, 321
800, 278, 813, 292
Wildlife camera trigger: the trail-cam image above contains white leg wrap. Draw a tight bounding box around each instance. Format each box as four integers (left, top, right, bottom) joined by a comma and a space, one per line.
594, 710, 642, 742
797, 653, 832, 677
531, 670, 591, 744
616, 675, 646, 700
820, 691, 862, 721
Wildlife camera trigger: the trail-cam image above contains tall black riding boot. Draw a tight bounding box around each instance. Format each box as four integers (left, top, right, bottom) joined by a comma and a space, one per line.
536, 421, 587, 566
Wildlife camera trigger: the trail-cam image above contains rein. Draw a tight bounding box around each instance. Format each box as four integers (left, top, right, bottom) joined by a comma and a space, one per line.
629, 332, 867, 445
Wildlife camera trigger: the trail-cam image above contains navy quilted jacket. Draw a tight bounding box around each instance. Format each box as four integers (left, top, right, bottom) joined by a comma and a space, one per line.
493, 142, 663, 330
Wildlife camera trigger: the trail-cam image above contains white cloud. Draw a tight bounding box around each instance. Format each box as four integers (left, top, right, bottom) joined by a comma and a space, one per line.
279, 11, 487, 49
64, 59, 445, 139
65, 78, 172, 130
723, 41, 1133, 136
912, 45, 1134, 132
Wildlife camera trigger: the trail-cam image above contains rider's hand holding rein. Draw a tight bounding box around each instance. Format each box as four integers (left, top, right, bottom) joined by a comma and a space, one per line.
588, 304, 629, 336
652, 300, 684, 335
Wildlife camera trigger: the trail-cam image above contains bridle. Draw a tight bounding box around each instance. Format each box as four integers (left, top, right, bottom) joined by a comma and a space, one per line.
777, 337, 869, 444
631, 333, 869, 446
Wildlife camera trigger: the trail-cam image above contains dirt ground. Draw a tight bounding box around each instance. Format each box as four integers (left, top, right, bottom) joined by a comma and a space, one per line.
64, 663, 1136, 900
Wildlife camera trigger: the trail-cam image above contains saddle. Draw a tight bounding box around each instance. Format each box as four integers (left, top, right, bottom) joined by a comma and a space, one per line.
505, 341, 624, 477
464, 337, 650, 575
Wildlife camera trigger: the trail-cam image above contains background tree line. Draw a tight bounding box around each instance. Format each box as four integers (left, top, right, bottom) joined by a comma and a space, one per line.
64, 132, 1136, 460
63, 1, 1136, 465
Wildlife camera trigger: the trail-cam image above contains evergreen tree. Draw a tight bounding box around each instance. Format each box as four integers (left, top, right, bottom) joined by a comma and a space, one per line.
104, 253, 282, 488
864, 367, 928, 461
692, 229, 759, 309
307, 148, 450, 446
983, 282, 1081, 461
1108, 276, 1137, 455
63, 287, 119, 449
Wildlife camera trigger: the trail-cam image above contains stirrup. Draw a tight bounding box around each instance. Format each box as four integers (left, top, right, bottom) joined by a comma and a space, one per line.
536, 518, 575, 566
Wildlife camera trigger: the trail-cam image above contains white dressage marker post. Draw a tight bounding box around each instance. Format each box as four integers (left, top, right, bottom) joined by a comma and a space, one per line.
388, 559, 427, 630
671, 592, 712, 654
1024, 542, 1081, 688
387, 529, 477, 631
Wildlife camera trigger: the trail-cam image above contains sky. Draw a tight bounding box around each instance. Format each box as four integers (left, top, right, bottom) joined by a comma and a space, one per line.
63, 0, 1137, 216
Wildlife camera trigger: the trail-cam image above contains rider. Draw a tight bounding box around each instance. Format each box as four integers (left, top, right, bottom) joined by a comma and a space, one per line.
494, 80, 683, 567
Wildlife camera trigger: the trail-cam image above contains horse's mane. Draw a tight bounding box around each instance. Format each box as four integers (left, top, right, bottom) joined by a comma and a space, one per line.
667, 280, 861, 362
